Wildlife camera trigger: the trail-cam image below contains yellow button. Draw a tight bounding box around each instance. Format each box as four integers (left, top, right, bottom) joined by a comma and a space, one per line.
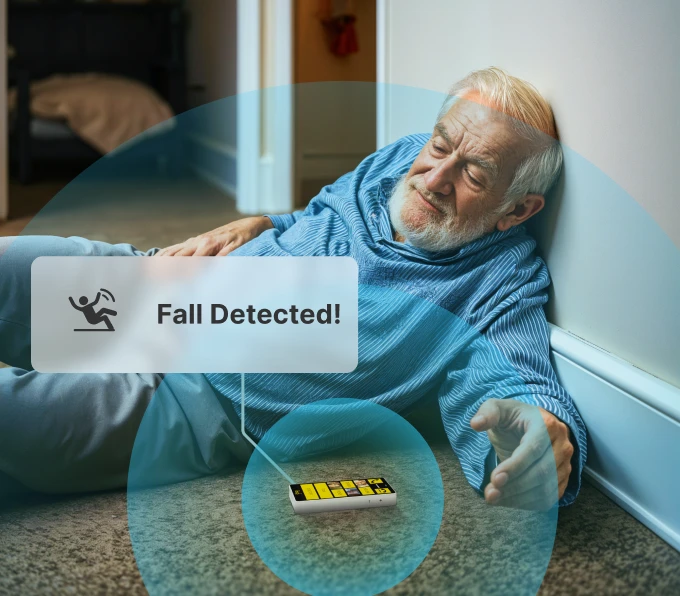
314, 483, 333, 499
359, 487, 375, 495
341, 480, 356, 489
300, 484, 319, 500
375, 488, 391, 494
367, 478, 383, 484
332, 489, 346, 498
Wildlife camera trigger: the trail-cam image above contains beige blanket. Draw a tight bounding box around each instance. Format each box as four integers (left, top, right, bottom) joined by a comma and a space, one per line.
8, 73, 175, 154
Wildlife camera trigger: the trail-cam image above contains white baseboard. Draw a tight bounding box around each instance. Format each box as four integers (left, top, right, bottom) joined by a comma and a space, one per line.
549, 324, 680, 551
583, 468, 680, 551
187, 134, 237, 199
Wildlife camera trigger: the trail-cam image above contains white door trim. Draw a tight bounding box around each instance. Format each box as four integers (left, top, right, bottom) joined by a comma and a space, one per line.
376, 0, 390, 150
236, 0, 293, 215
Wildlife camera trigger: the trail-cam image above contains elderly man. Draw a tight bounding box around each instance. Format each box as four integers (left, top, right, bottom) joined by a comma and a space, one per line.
0, 68, 585, 509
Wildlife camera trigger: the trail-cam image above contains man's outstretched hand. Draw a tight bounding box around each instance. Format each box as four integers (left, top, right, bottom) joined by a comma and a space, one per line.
155, 216, 274, 257
470, 398, 574, 510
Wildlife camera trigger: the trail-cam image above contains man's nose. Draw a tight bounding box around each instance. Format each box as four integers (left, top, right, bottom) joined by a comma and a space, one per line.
423, 163, 454, 196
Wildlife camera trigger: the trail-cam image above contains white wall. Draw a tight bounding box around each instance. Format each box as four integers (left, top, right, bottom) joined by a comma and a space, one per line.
379, 0, 680, 389
184, 0, 238, 196
186, 0, 238, 106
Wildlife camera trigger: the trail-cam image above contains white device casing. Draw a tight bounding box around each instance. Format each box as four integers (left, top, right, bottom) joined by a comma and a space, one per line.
289, 485, 397, 514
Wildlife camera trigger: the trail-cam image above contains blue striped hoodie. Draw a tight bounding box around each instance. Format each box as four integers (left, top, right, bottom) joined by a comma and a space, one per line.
206, 133, 586, 506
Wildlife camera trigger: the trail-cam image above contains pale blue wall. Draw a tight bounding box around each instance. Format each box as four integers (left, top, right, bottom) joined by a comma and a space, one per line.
381, 0, 680, 389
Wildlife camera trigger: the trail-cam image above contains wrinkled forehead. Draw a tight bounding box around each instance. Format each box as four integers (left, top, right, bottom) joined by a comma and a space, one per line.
440, 93, 532, 156
443, 94, 512, 134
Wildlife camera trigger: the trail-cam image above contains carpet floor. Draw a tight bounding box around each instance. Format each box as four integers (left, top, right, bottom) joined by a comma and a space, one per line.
1, 427, 679, 595
1, 177, 678, 594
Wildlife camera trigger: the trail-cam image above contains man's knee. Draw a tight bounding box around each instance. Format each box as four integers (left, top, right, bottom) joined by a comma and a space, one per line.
0, 370, 162, 493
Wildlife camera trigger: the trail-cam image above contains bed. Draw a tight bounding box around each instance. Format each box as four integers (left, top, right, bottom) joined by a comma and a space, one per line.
8, 0, 187, 183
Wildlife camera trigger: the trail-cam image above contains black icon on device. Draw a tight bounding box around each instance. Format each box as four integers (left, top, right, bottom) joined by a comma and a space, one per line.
69, 288, 117, 332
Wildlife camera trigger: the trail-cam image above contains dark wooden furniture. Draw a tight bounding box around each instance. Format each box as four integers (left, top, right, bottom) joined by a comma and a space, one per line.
8, 0, 187, 183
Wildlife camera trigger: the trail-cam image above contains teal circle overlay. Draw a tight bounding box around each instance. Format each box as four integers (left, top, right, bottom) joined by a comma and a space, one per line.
241, 398, 444, 596
10, 79, 668, 592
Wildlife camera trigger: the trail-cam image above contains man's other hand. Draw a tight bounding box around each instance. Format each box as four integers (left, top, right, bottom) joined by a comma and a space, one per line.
155, 216, 274, 257
470, 398, 573, 510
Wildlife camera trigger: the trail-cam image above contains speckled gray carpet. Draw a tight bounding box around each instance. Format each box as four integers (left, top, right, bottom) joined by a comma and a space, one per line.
1, 416, 679, 596
2, 178, 678, 594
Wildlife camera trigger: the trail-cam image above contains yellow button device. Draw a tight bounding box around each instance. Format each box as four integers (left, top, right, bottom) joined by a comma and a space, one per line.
300, 484, 319, 500
314, 483, 333, 499
289, 478, 396, 514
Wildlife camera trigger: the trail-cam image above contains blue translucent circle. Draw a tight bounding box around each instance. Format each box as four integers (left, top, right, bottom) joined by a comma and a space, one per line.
241, 398, 444, 596
10, 80, 656, 591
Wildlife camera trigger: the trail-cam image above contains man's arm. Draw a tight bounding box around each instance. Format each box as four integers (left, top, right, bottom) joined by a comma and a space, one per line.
155, 215, 275, 257
478, 290, 585, 507
156, 168, 365, 257
264, 211, 306, 234
156, 203, 319, 257
438, 293, 586, 509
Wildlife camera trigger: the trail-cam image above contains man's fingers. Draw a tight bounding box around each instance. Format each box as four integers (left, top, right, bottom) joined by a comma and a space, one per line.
489, 483, 558, 511
193, 242, 219, 256
154, 237, 240, 258
156, 244, 182, 257
216, 242, 237, 256
486, 459, 561, 510
540, 408, 572, 445
470, 399, 502, 432
492, 481, 558, 510
489, 453, 564, 501
491, 424, 551, 484
558, 475, 569, 499
175, 245, 198, 256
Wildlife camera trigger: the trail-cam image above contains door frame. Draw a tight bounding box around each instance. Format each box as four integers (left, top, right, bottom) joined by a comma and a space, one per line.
236, 0, 293, 215
376, 0, 390, 150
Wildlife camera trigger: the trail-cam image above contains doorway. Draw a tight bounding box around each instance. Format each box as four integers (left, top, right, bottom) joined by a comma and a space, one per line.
0, 0, 379, 228
293, 0, 377, 208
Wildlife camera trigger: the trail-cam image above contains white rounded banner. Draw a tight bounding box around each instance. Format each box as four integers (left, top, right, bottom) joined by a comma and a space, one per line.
31, 256, 358, 373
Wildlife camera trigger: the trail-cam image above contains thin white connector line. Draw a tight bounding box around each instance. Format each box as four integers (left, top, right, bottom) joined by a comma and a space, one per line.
241, 373, 296, 484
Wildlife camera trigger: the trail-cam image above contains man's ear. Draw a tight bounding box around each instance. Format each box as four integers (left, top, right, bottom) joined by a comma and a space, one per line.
496, 194, 545, 231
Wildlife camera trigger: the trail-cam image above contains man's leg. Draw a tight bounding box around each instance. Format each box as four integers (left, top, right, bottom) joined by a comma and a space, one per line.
0, 235, 156, 494
0, 235, 251, 495
0, 368, 162, 494
0, 369, 251, 495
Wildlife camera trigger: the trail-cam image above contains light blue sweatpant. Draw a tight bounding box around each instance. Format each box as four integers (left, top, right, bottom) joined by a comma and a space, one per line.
0, 236, 251, 497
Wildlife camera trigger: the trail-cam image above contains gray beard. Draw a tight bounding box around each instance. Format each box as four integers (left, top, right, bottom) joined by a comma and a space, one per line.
387, 175, 498, 253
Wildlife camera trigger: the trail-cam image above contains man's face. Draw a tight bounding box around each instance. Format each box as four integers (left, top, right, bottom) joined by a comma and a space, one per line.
389, 96, 532, 252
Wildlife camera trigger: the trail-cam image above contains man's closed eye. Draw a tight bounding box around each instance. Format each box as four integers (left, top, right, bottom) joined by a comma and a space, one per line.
465, 167, 482, 186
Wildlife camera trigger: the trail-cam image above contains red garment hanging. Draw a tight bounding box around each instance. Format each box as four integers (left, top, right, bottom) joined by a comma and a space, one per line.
319, 0, 359, 56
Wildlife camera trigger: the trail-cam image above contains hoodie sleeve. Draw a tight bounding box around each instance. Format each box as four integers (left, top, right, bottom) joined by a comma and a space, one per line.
438, 258, 587, 506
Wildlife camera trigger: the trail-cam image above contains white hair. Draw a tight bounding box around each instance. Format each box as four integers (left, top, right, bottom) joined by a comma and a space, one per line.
437, 67, 564, 212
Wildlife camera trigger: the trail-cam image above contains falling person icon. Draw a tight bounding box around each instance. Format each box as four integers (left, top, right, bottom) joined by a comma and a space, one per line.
69, 291, 117, 331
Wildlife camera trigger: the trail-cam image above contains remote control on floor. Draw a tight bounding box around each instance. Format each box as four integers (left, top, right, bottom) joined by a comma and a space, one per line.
289, 478, 396, 514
